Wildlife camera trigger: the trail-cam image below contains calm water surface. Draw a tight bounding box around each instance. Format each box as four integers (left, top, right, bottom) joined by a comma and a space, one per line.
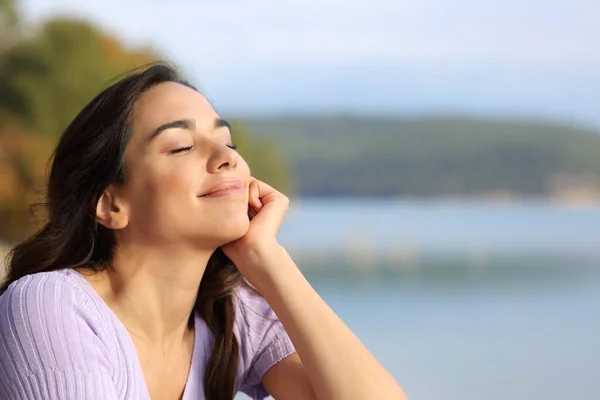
239, 200, 600, 400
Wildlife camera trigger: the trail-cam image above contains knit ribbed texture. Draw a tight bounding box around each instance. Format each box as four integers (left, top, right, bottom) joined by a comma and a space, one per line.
0, 269, 296, 399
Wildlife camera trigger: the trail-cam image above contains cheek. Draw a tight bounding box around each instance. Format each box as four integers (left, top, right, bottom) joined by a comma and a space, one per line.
129, 162, 197, 211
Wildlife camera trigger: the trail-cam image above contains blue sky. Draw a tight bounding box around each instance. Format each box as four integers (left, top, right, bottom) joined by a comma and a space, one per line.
20, 0, 600, 126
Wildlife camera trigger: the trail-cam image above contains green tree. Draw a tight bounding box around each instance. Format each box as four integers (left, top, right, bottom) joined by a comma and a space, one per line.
0, 0, 18, 29
1, 17, 156, 137
0, 0, 21, 125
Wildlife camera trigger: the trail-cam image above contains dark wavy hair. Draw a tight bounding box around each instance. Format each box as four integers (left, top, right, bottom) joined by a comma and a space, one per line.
0, 63, 244, 400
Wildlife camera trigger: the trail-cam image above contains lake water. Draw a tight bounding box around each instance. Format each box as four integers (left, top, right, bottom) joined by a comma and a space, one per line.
239, 199, 600, 400
315, 280, 600, 400
279, 198, 600, 254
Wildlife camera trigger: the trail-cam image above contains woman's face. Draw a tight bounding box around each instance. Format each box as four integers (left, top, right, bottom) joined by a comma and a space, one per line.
115, 82, 251, 249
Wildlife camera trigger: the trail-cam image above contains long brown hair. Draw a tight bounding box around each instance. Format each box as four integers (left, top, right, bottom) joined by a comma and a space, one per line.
0, 63, 243, 400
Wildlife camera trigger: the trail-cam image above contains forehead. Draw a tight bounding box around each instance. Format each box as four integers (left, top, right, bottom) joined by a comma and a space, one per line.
130, 82, 219, 138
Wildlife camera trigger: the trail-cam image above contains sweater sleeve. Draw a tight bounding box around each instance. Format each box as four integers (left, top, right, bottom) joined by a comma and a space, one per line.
235, 283, 296, 400
0, 272, 119, 399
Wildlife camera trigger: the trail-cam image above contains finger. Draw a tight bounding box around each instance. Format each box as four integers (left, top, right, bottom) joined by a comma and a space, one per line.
253, 179, 278, 203
248, 206, 258, 220
248, 179, 263, 210
253, 179, 287, 210
251, 179, 290, 234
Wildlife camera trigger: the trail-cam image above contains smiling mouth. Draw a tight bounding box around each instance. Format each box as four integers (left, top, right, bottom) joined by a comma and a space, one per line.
199, 179, 245, 198
199, 187, 245, 198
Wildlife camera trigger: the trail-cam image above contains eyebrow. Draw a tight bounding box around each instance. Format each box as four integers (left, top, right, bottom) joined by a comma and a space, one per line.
147, 118, 231, 142
215, 118, 231, 130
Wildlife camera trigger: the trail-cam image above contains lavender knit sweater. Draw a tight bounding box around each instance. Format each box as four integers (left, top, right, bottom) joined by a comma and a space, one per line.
0, 269, 296, 399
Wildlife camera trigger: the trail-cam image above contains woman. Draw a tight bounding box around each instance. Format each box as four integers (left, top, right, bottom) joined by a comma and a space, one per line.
0, 64, 407, 400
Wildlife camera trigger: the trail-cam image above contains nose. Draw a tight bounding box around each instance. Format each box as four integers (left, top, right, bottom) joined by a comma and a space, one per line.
206, 142, 239, 173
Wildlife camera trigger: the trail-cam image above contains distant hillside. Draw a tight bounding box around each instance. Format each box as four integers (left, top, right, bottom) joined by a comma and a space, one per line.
236, 116, 600, 199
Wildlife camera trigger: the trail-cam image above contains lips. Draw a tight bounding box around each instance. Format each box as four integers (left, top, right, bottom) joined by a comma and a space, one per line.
199, 179, 245, 198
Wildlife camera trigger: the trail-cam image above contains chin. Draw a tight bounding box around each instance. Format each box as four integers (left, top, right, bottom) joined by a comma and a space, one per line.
209, 215, 250, 246
227, 219, 251, 241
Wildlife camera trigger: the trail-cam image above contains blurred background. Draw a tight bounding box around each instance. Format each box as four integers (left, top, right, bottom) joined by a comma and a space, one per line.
1, 0, 599, 399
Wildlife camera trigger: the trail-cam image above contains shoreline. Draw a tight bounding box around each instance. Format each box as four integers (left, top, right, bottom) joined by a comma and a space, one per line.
290, 195, 600, 208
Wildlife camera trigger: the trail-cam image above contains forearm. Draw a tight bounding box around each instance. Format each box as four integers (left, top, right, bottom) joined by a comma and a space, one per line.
252, 246, 408, 400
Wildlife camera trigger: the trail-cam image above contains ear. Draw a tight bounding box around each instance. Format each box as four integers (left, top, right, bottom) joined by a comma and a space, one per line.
96, 186, 129, 230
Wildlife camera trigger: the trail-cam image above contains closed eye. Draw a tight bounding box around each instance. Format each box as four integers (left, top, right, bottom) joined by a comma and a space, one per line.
169, 145, 194, 154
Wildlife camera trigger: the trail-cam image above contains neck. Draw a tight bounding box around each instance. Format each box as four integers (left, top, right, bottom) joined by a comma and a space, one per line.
100, 243, 214, 344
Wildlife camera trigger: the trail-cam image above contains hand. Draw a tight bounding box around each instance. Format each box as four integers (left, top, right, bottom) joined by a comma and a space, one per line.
221, 178, 290, 282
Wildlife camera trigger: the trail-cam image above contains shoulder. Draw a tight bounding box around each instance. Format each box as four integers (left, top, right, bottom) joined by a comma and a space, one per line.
0, 269, 106, 327
234, 281, 277, 320
233, 281, 296, 398
0, 269, 115, 370
0, 270, 138, 398
233, 281, 283, 344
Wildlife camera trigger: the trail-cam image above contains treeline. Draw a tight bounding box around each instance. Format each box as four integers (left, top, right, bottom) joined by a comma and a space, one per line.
241, 116, 600, 198
0, 0, 290, 242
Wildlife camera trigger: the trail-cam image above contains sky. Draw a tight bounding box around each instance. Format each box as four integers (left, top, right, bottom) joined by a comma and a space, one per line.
19, 0, 600, 126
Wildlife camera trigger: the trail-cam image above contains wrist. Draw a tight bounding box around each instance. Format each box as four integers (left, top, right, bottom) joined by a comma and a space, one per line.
231, 241, 291, 281
252, 247, 307, 299
240, 240, 287, 267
